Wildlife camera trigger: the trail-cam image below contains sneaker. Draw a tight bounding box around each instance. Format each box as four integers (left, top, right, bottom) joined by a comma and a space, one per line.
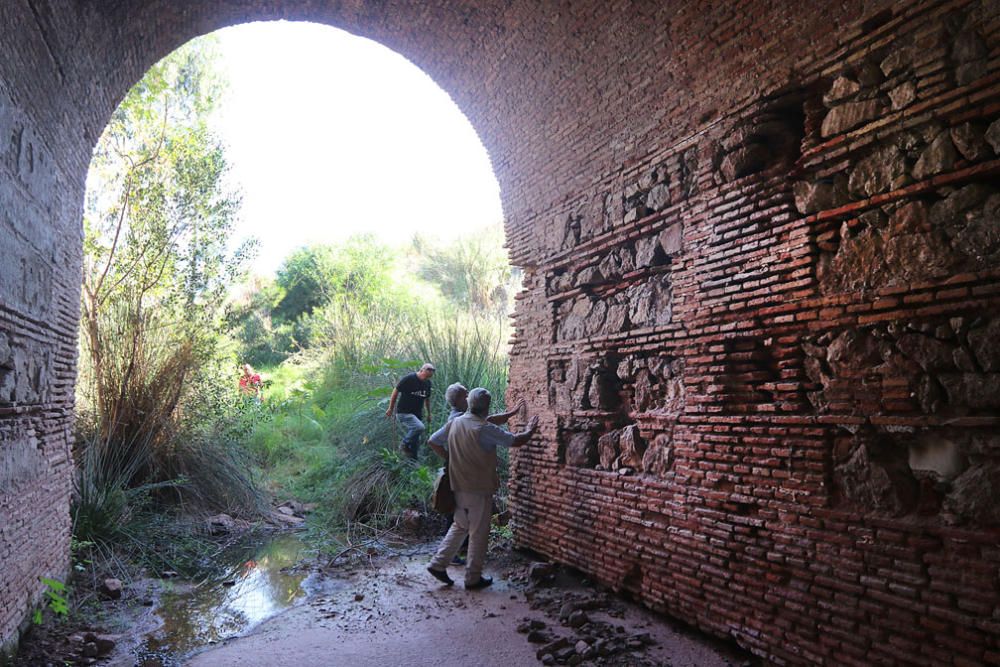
427, 566, 454, 586
451, 555, 466, 566
465, 576, 493, 590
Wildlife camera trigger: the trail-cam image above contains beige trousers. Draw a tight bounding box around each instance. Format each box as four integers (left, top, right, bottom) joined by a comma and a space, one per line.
430, 491, 492, 585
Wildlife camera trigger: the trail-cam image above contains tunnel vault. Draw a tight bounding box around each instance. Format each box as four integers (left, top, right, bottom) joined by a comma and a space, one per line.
2, 1, 1000, 663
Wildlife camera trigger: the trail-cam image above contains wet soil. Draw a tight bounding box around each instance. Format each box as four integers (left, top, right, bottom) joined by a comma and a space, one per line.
15, 532, 753, 667
186, 541, 753, 667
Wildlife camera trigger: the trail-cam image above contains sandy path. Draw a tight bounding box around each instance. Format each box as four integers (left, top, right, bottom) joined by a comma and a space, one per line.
186, 547, 746, 667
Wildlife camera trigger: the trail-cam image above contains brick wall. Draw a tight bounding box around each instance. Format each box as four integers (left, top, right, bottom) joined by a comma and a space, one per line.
506, 1, 1000, 665
1, 0, 998, 663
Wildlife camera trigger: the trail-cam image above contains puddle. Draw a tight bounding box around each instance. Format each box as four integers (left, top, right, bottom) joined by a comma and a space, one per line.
137, 532, 340, 663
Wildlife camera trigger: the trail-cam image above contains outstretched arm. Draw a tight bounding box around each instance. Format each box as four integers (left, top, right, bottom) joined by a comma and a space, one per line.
487, 398, 525, 425
509, 415, 540, 448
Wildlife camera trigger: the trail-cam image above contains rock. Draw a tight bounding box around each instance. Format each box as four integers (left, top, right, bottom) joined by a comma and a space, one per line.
968, 318, 1000, 371
559, 602, 577, 621
956, 61, 987, 86
278, 499, 305, 515
617, 424, 646, 469
566, 432, 597, 468
952, 28, 987, 63
950, 122, 990, 162
94, 634, 117, 656
82, 642, 99, 658
822, 99, 883, 137
658, 222, 683, 255
68, 633, 85, 644
848, 146, 909, 198
540, 655, 556, 666
895, 333, 954, 373
929, 183, 992, 229
537, 637, 570, 660
646, 182, 670, 212
555, 646, 577, 663
527, 629, 550, 644
99, 578, 123, 600
915, 374, 945, 414
912, 131, 957, 180
793, 180, 835, 215
529, 562, 557, 581
641, 433, 674, 476
855, 59, 884, 87
626, 276, 672, 328
567, 610, 589, 628
985, 119, 1000, 154
574, 640, 591, 656
354, 592, 364, 602
719, 143, 770, 181
139, 659, 164, 667
943, 464, 1000, 524
573, 265, 604, 287
938, 373, 1000, 411
206, 513, 235, 535
634, 235, 665, 268
834, 439, 917, 516
597, 430, 621, 470
557, 297, 595, 341
952, 193, 1000, 262
271, 511, 305, 526
826, 330, 882, 374
0, 333, 10, 367
880, 48, 912, 77
598, 246, 635, 279
823, 75, 861, 106
276, 505, 296, 516
888, 82, 916, 110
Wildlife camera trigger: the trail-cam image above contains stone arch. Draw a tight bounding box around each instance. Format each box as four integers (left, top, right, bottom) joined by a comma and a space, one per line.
4, 1, 1000, 664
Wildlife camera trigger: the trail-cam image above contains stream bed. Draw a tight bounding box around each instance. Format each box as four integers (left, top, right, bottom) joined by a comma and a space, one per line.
133, 532, 340, 665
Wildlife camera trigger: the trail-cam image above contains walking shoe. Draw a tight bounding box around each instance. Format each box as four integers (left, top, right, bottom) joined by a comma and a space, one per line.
451, 555, 466, 566
427, 566, 454, 586
465, 576, 493, 590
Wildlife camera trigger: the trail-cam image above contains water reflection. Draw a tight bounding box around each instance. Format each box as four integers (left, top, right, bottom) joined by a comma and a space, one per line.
144, 533, 332, 658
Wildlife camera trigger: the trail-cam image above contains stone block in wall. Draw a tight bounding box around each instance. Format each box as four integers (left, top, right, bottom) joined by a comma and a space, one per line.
566, 431, 598, 468
641, 432, 674, 477
834, 430, 919, 516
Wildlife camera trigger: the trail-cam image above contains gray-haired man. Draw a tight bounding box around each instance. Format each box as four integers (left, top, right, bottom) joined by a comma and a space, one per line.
442, 382, 524, 425
426, 388, 538, 589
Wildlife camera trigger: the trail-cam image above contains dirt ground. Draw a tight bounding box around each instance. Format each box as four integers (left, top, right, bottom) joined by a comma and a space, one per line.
185, 542, 752, 667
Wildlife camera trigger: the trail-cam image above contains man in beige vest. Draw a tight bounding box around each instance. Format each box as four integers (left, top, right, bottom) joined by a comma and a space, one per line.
426, 387, 539, 589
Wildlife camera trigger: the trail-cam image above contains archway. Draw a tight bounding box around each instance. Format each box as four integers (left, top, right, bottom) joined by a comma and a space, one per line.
3, 1, 1000, 664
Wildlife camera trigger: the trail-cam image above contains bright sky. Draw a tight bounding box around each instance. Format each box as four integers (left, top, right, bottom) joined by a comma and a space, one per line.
211, 21, 502, 275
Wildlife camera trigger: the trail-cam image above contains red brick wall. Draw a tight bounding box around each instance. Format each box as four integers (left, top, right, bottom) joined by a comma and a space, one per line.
507, 1, 1000, 665
2, 0, 998, 663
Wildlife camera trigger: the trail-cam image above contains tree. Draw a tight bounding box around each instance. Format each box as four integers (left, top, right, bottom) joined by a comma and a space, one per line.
411, 224, 518, 313
79, 36, 250, 445
272, 235, 394, 324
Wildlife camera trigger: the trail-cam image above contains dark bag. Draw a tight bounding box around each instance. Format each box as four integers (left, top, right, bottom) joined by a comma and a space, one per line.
432, 465, 455, 514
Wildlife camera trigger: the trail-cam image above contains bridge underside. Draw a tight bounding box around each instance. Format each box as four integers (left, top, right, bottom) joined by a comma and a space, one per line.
2, 1, 999, 663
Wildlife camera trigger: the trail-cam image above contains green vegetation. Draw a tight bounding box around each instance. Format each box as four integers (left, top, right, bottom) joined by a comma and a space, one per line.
75, 37, 265, 565
72, 33, 515, 584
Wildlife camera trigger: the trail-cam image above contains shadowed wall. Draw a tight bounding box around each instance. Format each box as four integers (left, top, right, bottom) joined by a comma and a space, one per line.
2, 1, 998, 663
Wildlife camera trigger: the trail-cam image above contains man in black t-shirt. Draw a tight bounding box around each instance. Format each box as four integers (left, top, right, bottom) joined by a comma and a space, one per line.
384, 362, 435, 458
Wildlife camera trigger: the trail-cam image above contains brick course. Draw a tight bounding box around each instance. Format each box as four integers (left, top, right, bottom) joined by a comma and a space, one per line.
1, 0, 998, 664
